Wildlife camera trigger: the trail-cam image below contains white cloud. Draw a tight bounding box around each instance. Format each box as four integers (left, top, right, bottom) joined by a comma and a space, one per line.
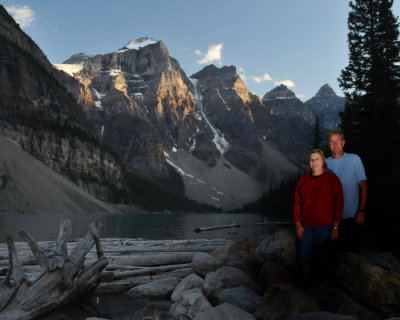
5, 5, 35, 28
296, 94, 305, 99
251, 73, 273, 84
274, 79, 295, 87
197, 44, 223, 65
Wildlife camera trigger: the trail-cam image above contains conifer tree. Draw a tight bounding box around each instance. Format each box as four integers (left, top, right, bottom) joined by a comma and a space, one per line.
338, 0, 400, 224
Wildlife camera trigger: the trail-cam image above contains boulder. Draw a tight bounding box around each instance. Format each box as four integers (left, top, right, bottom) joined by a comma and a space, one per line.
282, 311, 357, 320
320, 287, 383, 320
191, 252, 222, 277
335, 251, 400, 317
220, 249, 258, 281
171, 273, 204, 302
214, 234, 271, 258
217, 286, 262, 313
193, 302, 256, 320
128, 277, 180, 299
255, 228, 296, 268
258, 261, 296, 290
254, 283, 319, 320
170, 288, 213, 319
202, 266, 261, 303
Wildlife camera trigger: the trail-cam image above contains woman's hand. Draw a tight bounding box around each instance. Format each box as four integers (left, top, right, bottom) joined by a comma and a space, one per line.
295, 222, 304, 239
331, 228, 339, 240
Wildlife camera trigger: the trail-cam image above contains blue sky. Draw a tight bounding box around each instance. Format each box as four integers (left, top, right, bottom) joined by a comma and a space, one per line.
3, 0, 400, 101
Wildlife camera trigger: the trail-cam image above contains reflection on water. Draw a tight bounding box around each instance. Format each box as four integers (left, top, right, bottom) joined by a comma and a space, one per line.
0, 212, 268, 242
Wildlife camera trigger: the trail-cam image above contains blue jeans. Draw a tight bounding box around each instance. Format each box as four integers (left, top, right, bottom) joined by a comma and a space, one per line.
299, 225, 332, 266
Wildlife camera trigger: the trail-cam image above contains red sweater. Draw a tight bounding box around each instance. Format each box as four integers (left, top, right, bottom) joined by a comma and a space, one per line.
293, 172, 343, 227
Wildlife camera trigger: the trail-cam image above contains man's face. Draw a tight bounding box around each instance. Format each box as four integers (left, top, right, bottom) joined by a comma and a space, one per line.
329, 134, 345, 157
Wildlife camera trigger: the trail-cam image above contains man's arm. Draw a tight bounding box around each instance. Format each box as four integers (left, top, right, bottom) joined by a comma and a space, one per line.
355, 180, 368, 225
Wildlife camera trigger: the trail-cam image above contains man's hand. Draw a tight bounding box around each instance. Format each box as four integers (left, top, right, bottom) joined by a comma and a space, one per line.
295, 223, 305, 239
355, 211, 365, 225
331, 228, 339, 240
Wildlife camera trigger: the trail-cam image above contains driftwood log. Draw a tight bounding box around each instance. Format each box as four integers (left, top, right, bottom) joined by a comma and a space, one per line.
0, 219, 107, 320
194, 223, 240, 233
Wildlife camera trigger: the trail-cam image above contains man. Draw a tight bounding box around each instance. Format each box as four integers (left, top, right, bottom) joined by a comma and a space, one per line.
326, 130, 367, 250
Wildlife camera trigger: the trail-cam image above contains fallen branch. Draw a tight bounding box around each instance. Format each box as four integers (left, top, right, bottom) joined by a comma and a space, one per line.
194, 223, 240, 233
0, 219, 107, 320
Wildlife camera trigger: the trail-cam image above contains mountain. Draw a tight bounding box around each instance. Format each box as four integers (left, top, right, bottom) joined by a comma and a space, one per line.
261, 85, 314, 166
57, 43, 299, 209
0, 137, 120, 214
63, 52, 93, 65
0, 5, 125, 206
57, 38, 201, 176
262, 84, 314, 122
304, 84, 345, 130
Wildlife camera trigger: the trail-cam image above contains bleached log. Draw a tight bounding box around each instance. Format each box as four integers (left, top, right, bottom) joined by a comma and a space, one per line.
0, 219, 108, 320
108, 263, 191, 280
194, 223, 240, 233
106, 252, 196, 267
94, 267, 192, 295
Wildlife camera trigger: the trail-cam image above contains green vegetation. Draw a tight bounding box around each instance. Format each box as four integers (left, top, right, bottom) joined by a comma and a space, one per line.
338, 0, 400, 253
114, 165, 220, 212
232, 173, 302, 220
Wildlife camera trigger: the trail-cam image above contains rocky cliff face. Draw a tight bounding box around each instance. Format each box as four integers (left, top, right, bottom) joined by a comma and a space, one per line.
304, 84, 345, 130
0, 5, 124, 202
59, 38, 210, 175
191, 65, 263, 173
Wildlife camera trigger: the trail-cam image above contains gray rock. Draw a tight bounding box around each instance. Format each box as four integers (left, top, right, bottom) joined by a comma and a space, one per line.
320, 287, 383, 320
202, 266, 261, 303
128, 277, 180, 299
282, 311, 357, 320
191, 252, 222, 277
170, 288, 213, 320
171, 273, 204, 302
255, 228, 296, 268
258, 261, 296, 290
193, 302, 256, 320
220, 249, 258, 281
254, 283, 319, 320
335, 251, 400, 317
217, 286, 262, 312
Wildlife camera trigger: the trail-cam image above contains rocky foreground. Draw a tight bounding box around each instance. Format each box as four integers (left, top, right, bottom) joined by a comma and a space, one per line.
1, 227, 399, 319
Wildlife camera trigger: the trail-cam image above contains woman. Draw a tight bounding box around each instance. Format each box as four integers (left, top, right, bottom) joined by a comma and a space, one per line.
293, 149, 343, 284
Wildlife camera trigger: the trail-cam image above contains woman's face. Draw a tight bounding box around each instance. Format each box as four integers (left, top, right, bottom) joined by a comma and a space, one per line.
309, 153, 324, 174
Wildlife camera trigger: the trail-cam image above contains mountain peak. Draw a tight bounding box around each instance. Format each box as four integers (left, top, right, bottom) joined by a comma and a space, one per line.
263, 84, 296, 101
117, 37, 158, 53
191, 64, 237, 80
315, 84, 337, 97
63, 52, 93, 65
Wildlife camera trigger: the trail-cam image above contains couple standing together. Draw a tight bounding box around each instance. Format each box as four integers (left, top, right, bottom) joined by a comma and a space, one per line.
293, 130, 368, 283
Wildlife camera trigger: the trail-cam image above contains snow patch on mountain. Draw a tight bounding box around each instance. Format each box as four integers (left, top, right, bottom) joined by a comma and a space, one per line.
191, 79, 230, 155
117, 38, 158, 53
53, 64, 83, 76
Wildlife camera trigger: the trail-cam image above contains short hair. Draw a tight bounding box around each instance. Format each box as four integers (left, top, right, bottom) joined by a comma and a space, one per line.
328, 130, 344, 141
308, 148, 328, 172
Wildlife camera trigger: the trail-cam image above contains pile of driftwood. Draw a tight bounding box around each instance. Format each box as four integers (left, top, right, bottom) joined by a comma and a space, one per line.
0, 220, 230, 320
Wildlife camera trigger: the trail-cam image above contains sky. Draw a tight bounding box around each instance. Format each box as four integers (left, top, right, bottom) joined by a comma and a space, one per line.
2, 0, 400, 101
